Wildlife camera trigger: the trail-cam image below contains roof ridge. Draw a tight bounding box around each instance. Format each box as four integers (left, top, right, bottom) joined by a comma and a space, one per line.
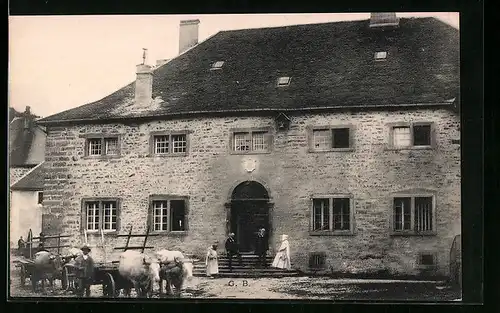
10, 161, 44, 188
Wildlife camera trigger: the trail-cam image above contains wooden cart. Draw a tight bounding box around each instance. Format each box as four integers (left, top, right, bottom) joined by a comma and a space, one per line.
64, 226, 158, 298
16, 229, 71, 291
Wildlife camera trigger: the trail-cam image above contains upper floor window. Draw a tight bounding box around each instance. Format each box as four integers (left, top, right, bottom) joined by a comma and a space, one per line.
308, 125, 354, 152
392, 195, 435, 235
84, 135, 121, 157
149, 195, 188, 233
82, 198, 120, 233
150, 131, 189, 156
230, 128, 272, 154
310, 195, 354, 235
389, 122, 434, 149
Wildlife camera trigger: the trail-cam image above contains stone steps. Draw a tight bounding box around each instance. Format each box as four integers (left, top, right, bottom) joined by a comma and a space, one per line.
192, 254, 299, 277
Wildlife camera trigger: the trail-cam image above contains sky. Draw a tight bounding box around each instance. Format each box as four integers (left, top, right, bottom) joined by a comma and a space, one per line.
8, 13, 459, 118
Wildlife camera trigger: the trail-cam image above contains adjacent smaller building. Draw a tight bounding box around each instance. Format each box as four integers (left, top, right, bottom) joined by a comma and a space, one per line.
9, 106, 46, 247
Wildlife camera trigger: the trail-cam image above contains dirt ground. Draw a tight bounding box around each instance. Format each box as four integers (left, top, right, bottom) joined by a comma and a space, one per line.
9, 261, 462, 301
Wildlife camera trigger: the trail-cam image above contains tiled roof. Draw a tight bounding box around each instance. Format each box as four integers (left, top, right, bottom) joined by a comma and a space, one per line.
38, 17, 459, 125
10, 162, 44, 191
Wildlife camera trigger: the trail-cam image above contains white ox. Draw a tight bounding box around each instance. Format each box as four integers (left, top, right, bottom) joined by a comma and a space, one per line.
118, 250, 161, 298
155, 249, 194, 296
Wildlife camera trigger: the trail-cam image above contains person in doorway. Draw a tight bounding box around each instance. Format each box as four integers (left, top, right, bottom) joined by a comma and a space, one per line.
225, 233, 242, 272
255, 228, 269, 267
271, 234, 291, 270
205, 244, 219, 278
74, 244, 95, 297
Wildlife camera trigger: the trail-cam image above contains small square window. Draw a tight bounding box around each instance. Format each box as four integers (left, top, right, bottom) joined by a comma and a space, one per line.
211, 61, 224, 69
277, 76, 291, 87
419, 254, 435, 266
375, 51, 387, 60
413, 125, 432, 146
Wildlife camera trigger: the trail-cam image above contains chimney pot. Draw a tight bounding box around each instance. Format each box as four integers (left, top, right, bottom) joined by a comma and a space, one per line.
135, 64, 153, 106
369, 13, 400, 28
179, 19, 200, 54
25, 106, 31, 115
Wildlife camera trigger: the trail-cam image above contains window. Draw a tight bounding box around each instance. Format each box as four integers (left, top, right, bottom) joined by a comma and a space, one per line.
211, 61, 224, 69
374, 51, 387, 60
84, 135, 121, 157
389, 123, 434, 148
150, 132, 189, 156
310, 126, 353, 151
149, 196, 188, 233
82, 199, 119, 232
310, 196, 354, 235
37, 192, 43, 205
309, 252, 327, 270
392, 196, 435, 234
277, 76, 291, 87
230, 128, 272, 154
419, 253, 435, 266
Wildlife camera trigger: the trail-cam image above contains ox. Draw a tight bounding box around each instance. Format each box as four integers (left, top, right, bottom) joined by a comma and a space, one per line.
155, 249, 194, 297
118, 250, 161, 298
31, 250, 64, 293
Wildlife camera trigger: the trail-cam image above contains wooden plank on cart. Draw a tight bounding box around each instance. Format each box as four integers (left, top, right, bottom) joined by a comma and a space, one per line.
141, 228, 150, 253
123, 226, 133, 251
27, 229, 33, 259
114, 246, 155, 250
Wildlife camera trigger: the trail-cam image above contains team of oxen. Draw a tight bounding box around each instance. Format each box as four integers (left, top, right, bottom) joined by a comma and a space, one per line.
28, 248, 194, 297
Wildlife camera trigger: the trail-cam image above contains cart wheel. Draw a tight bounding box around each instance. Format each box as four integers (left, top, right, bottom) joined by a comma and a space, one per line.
61, 267, 69, 291
19, 265, 26, 286
102, 273, 116, 298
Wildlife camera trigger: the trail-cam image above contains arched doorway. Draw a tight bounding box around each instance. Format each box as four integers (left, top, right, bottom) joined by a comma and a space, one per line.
228, 181, 271, 253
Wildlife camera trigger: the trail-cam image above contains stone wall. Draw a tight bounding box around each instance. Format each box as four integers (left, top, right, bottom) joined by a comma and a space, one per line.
42, 108, 460, 276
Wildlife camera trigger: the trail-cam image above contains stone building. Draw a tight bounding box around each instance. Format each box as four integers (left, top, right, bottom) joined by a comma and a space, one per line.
37, 14, 460, 277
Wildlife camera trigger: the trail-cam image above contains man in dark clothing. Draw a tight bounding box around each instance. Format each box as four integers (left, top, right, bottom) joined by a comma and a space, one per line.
225, 233, 242, 272
255, 228, 269, 267
75, 245, 95, 297
17, 236, 25, 255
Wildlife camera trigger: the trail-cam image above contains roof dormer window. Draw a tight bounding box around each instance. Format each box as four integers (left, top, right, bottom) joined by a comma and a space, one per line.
211, 61, 225, 70
277, 76, 291, 87
374, 51, 387, 61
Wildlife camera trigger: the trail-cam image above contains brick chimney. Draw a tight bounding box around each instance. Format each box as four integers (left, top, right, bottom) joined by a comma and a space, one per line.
179, 19, 200, 54
23, 106, 31, 129
369, 13, 400, 28
135, 64, 153, 106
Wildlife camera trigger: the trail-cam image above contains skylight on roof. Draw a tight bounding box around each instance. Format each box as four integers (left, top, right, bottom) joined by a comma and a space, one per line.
277, 76, 291, 87
211, 61, 225, 69
374, 51, 387, 60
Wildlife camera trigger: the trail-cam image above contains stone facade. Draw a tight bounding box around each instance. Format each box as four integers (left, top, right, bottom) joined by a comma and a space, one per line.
42, 108, 460, 277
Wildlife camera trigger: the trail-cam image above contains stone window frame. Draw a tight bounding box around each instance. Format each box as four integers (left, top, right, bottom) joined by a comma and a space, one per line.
229, 127, 274, 155
309, 194, 356, 236
416, 251, 438, 270
80, 197, 121, 235
386, 121, 436, 150
389, 191, 437, 236
147, 194, 189, 236
306, 124, 355, 153
149, 130, 191, 157
81, 133, 122, 159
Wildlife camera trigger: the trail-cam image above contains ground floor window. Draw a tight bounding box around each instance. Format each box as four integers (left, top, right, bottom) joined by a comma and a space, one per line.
393, 196, 435, 234
311, 196, 353, 234
149, 196, 188, 232
82, 198, 119, 232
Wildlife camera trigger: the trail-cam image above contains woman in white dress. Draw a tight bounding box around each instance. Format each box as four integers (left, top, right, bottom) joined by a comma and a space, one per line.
271, 234, 291, 270
205, 244, 219, 278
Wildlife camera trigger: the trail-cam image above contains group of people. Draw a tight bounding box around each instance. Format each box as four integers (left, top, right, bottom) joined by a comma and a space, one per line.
205, 228, 291, 277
